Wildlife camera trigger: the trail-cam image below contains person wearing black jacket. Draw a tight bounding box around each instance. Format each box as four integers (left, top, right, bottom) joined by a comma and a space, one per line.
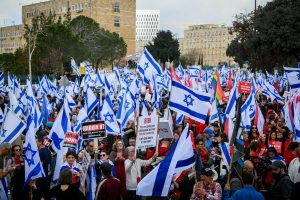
268, 160, 293, 200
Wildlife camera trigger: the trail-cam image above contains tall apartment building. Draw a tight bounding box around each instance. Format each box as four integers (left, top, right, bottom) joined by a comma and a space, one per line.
136, 10, 159, 52
180, 24, 235, 66
0, 25, 23, 54
1, 0, 136, 55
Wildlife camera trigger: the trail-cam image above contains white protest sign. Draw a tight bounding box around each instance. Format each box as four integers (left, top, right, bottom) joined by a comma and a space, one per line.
136, 113, 159, 149
80, 150, 91, 184
159, 119, 173, 139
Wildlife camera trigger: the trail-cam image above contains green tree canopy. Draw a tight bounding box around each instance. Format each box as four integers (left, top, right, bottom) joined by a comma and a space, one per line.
146, 30, 180, 64
227, 0, 300, 70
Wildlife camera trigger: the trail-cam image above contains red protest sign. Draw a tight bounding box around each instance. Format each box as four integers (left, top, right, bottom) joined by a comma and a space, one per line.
63, 132, 79, 149
238, 82, 252, 94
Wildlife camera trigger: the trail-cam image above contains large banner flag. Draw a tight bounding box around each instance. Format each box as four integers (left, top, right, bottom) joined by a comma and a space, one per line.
23, 115, 45, 190
0, 109, 26, 144
284, 67, 300, 91
137, 48, 162, 82
137, 124, 195, 196
169, 81, 211, 124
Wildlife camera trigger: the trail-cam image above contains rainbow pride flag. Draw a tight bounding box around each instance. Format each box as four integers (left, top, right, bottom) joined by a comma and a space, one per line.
211, 70, 225, 102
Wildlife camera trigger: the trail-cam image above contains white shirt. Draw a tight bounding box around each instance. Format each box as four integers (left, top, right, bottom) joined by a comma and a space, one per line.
288, 157, 300, 184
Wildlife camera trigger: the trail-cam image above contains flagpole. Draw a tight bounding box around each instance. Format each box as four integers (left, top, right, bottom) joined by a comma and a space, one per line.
155, 109, 160, 154
226, 96, 243, 185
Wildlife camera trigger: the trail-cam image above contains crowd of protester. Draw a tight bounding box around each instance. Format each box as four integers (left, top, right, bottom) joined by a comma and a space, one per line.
0, 85, 300, 200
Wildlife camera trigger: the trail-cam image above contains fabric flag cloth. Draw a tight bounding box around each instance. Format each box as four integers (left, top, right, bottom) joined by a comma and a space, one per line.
71, 58, 81, 76
0, 72, 4, 93
189, 66, 200, 78
169, 81, 211, 124
209, 99, 218, 123
73, 108, 89, 133
241, 80, 256, 132
116, 90, 134, 132
211, 70, 225, 102
293, 94, 300, 142
0, 178, 8, 200
220, 142, 231, 172
84, 86, 98, 116
136, 124, 195, 196
284, 67, 300, 91
101, 94, 120, 135
23, 115, 45, 190
0, 109, 26, 144
87, 164, 97, 200
254, 104, 265, 134
48, 99, 71, 181
137, 48, 162, 82
8, 91, 22, 117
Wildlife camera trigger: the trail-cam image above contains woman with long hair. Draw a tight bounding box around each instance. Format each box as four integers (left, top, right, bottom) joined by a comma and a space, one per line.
109, 139, 127, 198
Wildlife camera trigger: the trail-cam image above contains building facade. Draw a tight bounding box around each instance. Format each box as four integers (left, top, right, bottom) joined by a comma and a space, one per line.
0, 25, 23, 54
1, 0, 136, 55
136, 10, 159, 52
180, 24, 235, 66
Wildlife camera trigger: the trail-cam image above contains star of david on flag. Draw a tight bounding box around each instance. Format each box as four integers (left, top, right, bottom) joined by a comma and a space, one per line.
169, 81, 211, 123
101, 94, 120, 135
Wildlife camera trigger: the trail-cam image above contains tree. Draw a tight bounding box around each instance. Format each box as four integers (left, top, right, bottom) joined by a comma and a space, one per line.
70, 16, 127, 67
146, 30, 180, 65
227, 0, 300, 70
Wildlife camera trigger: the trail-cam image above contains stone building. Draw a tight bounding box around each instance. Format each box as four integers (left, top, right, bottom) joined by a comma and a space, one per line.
0, 25, 23, 54
180, 24, 235, 66
1, 0, 136, 55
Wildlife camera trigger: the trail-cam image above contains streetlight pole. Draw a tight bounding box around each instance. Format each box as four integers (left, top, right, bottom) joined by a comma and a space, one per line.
255, 0, 257, 13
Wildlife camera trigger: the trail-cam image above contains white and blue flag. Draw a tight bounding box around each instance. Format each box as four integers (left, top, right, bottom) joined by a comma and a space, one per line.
116, 90, 135, 132
101, 94, 120, 135
73, 107, 89, 133
169, 81, 211, 124
84, 86, 98, 116
137, 124, 195, 196
284, 67, 300, 91
0, 109, 26, 144
23, 114, 45, 189
71, 58, 81, 76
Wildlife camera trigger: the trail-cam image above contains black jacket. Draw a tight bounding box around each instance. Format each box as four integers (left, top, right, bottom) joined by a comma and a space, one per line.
269, 174, 293, 200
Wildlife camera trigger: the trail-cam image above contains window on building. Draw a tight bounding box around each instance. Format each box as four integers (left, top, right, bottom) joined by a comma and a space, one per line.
113, 2, 120, 12
114, 16, 120, 27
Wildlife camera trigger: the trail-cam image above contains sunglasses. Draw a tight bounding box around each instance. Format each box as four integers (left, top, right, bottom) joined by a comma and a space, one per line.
14, 149, 21, 151
100, 154, 106, 157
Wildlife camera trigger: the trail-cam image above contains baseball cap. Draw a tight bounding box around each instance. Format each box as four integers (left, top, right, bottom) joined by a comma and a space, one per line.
271, 160, 286, 169
204, 128, 214, 137
201, 168, 214, 177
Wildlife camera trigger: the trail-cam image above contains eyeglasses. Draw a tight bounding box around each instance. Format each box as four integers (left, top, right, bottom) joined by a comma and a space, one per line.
100, 154, 106, 157
14, 149, 21, 151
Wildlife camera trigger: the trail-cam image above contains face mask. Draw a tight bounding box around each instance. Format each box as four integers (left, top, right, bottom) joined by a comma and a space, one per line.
272, 172, 281, 180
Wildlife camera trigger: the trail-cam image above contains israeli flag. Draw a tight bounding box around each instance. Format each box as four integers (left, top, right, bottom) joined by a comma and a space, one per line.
101, 94, 120, 135
8, 91, 22, 117
189, 66, 200, 78
71, 58, 80, 76
87, 164, 97, 200
224, 80, 238, 120
175, 112, 184, 124
176, 64, 185, 79
84, 86, 98, 116
0, 72, 4, 93
209, 99, 218, 123
116, 90, 134, 131
241, 89, 256, 132
263, 81, 284, 104
284, 67, 300, 91
23, 114, 45, 189
0, 178, 8, 200
137, 48, 162, 82
0, 109, 26, 144
156, 74, 169, 90
73, 107, 89, 133
169, 81, 211, 124
220, 142, 231, 171
293, 95, 300, 142
137, 124, 195, 196
48, 100, 71, 181
41, 94, 52, 125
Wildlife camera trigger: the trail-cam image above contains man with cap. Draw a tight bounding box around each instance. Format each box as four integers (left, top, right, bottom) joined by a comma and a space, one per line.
190, 168, 222, 200
268, 160, 293, 200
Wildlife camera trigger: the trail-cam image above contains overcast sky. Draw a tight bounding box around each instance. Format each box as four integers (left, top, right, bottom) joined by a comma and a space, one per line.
1, 0, 271, 37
